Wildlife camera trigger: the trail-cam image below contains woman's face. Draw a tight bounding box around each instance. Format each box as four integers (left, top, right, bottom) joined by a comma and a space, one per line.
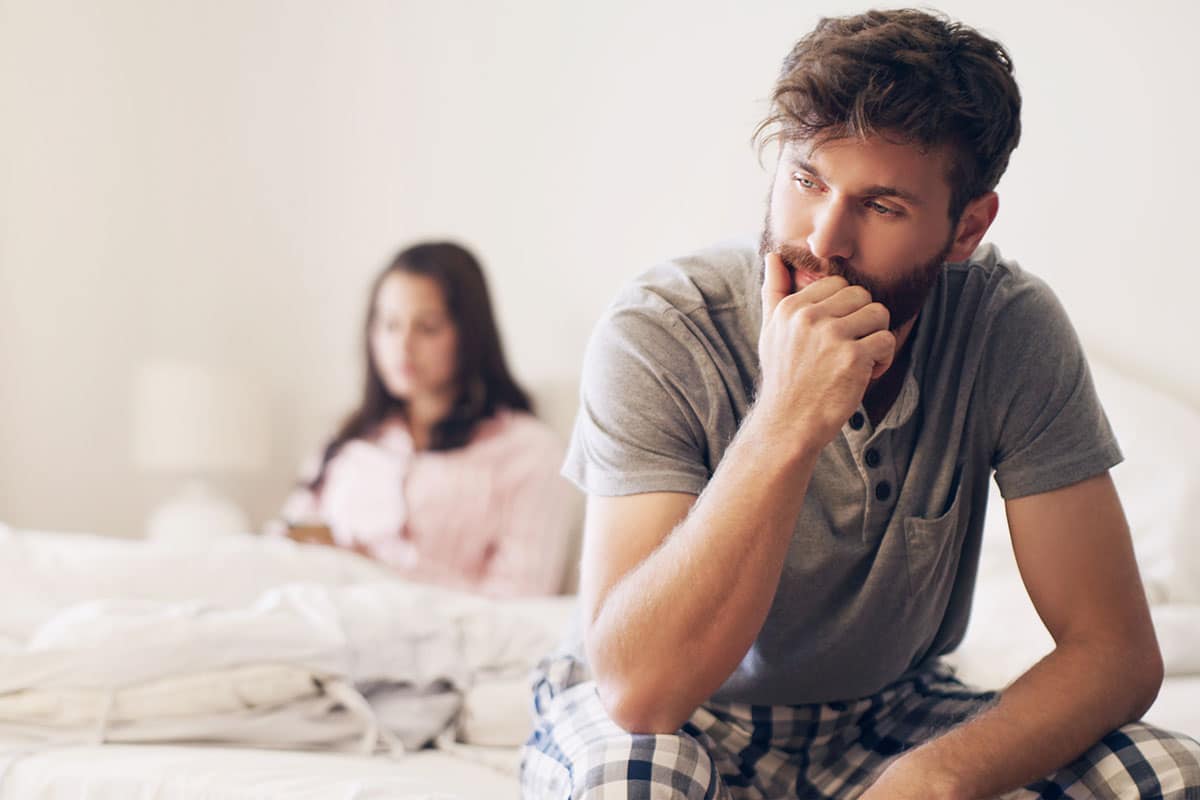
369, 271, 459, 402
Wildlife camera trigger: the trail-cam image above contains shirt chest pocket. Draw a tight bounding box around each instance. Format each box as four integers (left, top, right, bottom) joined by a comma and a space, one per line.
903, 462, 966, 601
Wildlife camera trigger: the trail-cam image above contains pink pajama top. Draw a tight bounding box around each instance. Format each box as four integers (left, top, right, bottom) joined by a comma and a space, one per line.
277, 410, 576, 597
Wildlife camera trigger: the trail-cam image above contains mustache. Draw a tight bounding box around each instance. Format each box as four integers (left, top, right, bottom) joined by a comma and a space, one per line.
776, 244, 845, 279
775, 243, 859, 286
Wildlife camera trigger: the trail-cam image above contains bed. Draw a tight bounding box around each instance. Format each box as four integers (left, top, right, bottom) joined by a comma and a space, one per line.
0, 744, 515, 799
0, 527, 572, 798
946, 356, 1200, 739
1, 356, 1196, 798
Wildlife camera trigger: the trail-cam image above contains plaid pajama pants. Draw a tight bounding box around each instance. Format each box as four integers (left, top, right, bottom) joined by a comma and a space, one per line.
520, 655, 1200, 799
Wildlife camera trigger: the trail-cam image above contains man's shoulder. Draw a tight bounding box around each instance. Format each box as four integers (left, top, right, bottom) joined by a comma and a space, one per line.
938, 242, 1065, 332
944, 243, 1050, 300
581, 238, 762, 404
610, 237, 760, 322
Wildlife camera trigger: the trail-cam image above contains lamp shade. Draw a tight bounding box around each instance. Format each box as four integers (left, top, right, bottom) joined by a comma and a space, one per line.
132, 361, 269, 473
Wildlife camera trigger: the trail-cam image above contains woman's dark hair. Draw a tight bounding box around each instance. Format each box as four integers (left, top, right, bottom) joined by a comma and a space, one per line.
307, 241, 533, 491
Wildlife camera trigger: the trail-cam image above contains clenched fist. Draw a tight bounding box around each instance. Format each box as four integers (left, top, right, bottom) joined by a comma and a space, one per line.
756, 252, 896, 451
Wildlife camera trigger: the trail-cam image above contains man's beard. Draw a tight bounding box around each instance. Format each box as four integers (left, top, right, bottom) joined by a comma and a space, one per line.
758, 214, 953, 332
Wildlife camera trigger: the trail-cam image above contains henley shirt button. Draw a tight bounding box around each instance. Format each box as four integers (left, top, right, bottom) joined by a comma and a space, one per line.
875, 481, 892, 502
848, 412, 865, 430
865, 448, 881, 468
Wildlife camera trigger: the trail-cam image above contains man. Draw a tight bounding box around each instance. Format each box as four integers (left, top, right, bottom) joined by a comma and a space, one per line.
522, 8, 1200, 799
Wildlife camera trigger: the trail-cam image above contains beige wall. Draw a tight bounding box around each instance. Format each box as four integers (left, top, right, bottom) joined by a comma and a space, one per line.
2, 0, 1197, 536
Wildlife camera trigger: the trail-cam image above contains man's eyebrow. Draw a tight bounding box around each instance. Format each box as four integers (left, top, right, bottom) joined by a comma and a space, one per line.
788, 156, 924, 206
789, 157, 824, 180
860, 183, 923, 206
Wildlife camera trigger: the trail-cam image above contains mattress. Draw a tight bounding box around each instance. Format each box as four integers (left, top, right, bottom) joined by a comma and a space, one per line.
2, 679, 1194, 800
1145, 675, 1200, 739
0, 742, 519, 800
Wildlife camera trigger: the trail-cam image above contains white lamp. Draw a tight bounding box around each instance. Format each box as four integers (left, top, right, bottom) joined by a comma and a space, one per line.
133, 361, 269, 541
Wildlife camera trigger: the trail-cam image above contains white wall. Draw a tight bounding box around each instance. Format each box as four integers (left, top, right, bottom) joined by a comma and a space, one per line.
2, 0, 1196, 536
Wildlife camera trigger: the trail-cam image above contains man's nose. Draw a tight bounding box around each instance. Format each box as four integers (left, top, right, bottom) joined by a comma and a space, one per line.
807, 200, 856, 262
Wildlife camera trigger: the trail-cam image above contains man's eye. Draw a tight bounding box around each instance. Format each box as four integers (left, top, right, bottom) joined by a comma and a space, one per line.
866, 200, 901, 216
793, 174, 818, 190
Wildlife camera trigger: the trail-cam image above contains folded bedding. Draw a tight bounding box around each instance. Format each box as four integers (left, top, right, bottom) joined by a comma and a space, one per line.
0, 527, 575, 753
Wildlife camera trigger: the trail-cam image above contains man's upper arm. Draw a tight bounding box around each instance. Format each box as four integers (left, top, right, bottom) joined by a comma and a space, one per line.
1005, 472, 1157, 654
565, 305, 712, 498
567, 302, 712, 621
983, 272, 1122, 499
579, 492, 696, 626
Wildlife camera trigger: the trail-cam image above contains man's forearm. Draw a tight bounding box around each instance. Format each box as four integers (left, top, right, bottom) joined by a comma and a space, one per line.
586, 409, 819, 733
882, 638, 1162, 799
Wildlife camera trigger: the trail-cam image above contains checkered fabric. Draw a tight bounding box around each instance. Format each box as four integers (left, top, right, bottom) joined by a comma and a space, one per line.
520, 655, 1200, 799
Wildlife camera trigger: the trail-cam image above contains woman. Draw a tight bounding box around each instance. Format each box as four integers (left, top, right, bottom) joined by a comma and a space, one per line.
275, 242, 574, 597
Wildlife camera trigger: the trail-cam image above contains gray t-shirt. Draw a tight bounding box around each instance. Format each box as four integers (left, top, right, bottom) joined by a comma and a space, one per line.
564, 238, 1122, 705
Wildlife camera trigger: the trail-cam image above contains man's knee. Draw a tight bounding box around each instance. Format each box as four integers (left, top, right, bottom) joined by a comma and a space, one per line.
1137, 725, 1200, 797
1097, 723, 1200, 798
522, 727, 719, 800
1029, 722, 1200, 799
574, 730, 719, 799
521, 679, 722, 799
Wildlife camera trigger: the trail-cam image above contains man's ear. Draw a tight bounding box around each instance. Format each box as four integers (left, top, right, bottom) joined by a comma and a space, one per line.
946, 192, 999, 262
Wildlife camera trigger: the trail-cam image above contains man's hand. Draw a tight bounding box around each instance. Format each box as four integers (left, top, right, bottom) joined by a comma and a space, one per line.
757, 252, 895, 448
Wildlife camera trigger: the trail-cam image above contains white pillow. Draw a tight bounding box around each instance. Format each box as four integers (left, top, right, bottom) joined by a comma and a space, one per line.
1090, 357, 1200, 605
953, 354, 1200, 690
974, 353, 1200, 605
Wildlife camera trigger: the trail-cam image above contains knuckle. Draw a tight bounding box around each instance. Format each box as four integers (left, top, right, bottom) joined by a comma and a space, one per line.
845, 285, 872, 305
775, 292, 803, 313
793, 302, 821, 327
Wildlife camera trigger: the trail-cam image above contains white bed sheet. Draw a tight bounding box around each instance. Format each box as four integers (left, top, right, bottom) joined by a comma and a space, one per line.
1, 682, 1193, 800
0, 528, 559, 798
0, 527, 576, 753
1148, 676, 1200, 739
0, 742, 519, 800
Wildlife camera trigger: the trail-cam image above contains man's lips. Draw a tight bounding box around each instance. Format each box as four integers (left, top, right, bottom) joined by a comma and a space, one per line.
791, 267, 823, 289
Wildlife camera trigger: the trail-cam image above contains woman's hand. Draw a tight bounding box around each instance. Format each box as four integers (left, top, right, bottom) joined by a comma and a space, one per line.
286, 523, 374, 559
285, 523, 335, 547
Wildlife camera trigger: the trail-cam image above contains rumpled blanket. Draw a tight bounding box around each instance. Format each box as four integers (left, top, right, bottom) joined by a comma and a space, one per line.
0, 526, 574, 753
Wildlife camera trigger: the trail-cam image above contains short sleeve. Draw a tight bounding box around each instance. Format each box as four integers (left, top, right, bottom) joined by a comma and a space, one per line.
563, 304, 713, 497
983, 272, 1123, 499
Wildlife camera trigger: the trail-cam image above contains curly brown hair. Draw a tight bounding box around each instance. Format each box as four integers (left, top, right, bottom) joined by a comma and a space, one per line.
756, 8, 1022, 221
